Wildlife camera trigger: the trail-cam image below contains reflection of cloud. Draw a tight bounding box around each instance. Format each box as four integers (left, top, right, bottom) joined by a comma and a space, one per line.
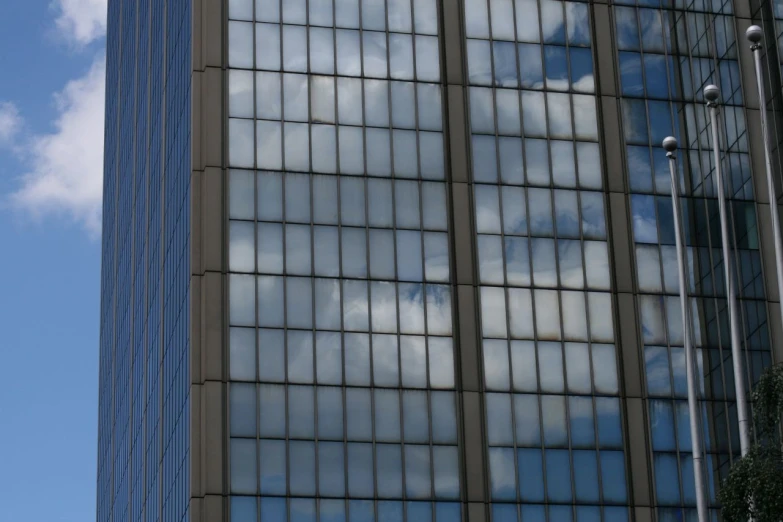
230, 274, 256, 326
544, 74, 594, 93
564, 2, 590, 44
229, 221, 255, 272
592, 344, 619, 393
229, 119, 254, 168
562, 291, 588, 339
405, 445, 432, 498
229, 70, 254, 118
636, 244, 662, 292
372, 334, 399, 385
489, 447, 516, 498
547, 93, 572, 138
532, 238, 557, 287
631, 194, 658, 243
639, 9, 664, 52
508, 288, 534, 338
371, 281, 398, 332
664, 294, 682, 345
429, 339, 455, 388
481, 287, 508, 337
479, 236, 505, 284
401, 335, 427, 387
484, 339, 511, 390
433, 446, 460, 497
587, 292, 614, 342
640, 294, 665, 344
426, 284, 452, 335
535, 289, 560, 340
538, 342, 564, 392
584, 241, 610, 290
645, 346, 671, 393
399, 283, 426, 334
626, 146, 651, 189
475, 185, 501, 233
288, 333, 314, 383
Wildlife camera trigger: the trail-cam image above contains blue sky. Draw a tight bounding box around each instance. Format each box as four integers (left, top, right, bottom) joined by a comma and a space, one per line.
0, 1, 107, 521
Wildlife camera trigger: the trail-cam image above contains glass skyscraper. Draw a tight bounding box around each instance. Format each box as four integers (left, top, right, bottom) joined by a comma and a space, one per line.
97, 0, 783, 521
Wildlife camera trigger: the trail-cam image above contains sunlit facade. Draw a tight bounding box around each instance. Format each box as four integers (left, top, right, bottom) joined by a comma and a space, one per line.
98, 0, 783, 521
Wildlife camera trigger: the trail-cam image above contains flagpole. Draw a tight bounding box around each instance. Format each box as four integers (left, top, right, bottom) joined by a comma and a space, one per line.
663, 136, 709, 522
746, 25, 783, 363
704, 84, 752, 456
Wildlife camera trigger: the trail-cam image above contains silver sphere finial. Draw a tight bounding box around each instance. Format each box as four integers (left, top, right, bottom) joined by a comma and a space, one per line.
704, 84, 720, 103
662, 136, 678, 153
746, 25, 763, 44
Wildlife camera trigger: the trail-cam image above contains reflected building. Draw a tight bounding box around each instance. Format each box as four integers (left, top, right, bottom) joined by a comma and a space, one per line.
97, 0, 782, 522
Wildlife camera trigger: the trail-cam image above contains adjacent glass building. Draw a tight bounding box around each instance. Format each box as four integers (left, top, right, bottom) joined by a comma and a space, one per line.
97, 0, 783, 521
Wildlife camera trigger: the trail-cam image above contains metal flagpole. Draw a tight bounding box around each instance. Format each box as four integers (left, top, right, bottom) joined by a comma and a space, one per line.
704, 84, 752, 456
663, 136, 709, 522
747, 25, 783, 367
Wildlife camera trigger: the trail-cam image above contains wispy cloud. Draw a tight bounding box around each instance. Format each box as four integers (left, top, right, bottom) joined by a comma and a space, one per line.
52, 0, 108, 45
9, 56, 106, 234
0, 102, 22, 145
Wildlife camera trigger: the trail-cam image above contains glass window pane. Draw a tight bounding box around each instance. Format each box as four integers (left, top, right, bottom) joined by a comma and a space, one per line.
433, 446, 460, 499
429, 337, 455, 388
518, 448, 545, 501
431, 391, 458, 442
405, 445, 432, 498
573, 450, 600, 503
541, 394, 568, 446
545, 449, 572, 502
486, 393, 514, 445
489, 447, 516, 500
348, 443, 374, 497
232, 438, 263, 497
287, 331, 314, 383
346, 388, 373, 440
259, 329, 285, 382
259, 439, 286, 494
569, 396, 595, 448
288, 385, 315, 438
319, 442, 346, 497
376, 444, 403, 498
231, 327, 256, 381
318, 385, 345, 439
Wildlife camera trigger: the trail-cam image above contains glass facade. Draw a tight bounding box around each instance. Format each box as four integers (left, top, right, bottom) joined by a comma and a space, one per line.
97, 1, 191, 522
227, 0, 461, 520
616, 0, 774, 519
465, 0, 629, 521
98, 0, 783, 521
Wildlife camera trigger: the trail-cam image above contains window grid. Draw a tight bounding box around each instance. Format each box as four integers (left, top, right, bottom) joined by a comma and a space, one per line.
616, 2, 774, 515
227, 0, 459, 519
464, 0, 630, 520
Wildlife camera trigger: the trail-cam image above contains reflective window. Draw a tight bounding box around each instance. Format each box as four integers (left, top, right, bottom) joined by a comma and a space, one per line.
615, 0, 772, 514
228, 0, 458, 518
466, 0, 627, 516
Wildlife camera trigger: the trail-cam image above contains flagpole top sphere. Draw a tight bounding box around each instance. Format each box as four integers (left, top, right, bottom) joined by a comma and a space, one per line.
704, 84, 720, 103
662, 136, 678, 153
746, 25, 763, 44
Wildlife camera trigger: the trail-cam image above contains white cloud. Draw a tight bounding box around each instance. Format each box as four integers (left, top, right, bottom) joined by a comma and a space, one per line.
9, 55, 106, 234
0, 102, 22, 144
52, 0, 108, 45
